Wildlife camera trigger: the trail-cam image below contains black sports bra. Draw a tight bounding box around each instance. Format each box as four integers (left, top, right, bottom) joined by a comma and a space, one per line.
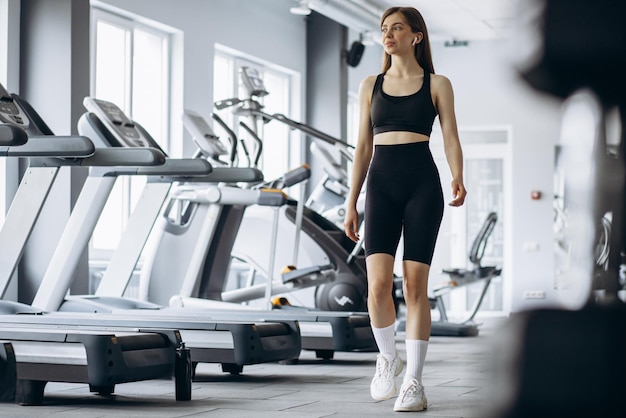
370, 72, 438, 137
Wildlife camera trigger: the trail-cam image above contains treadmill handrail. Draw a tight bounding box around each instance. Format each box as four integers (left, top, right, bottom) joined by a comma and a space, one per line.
0, 135, 95, 158
84, 147, 166, 168
0, 124, 28, 147
184, 166, 264, 184
88, 159, 213, 178
136, 158, 213, 177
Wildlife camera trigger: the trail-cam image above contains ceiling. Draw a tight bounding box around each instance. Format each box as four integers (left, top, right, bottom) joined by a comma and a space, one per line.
297, 0, 517, 42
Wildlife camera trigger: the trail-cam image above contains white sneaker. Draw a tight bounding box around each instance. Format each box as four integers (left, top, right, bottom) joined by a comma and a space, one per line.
370, 354, 404, 401
393, 378, 428, 412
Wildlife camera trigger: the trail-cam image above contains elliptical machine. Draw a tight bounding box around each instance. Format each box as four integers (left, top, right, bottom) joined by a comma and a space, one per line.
215, 66, 370, 312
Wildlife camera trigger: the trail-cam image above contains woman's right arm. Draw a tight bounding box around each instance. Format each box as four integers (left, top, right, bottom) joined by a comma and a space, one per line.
344, 76, 375, 242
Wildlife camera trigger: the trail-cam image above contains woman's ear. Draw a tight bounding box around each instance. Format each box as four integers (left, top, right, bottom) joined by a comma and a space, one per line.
412, 32, 424, 46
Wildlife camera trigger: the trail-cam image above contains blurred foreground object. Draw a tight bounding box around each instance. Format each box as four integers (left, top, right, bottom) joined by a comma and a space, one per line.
494, 1, 626, 417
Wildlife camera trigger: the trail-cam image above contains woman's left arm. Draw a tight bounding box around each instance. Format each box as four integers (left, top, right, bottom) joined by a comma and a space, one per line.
433, 74, 466, 207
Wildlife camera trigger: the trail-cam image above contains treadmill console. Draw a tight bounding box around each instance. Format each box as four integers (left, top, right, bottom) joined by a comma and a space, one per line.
0, 82, 31, 132
240, 66, 268, 98
83, 97, 153, 148
182, 110, 228, 159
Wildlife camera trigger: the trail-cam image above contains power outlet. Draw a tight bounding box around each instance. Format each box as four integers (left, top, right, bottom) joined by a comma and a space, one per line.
523, 290, 546, 299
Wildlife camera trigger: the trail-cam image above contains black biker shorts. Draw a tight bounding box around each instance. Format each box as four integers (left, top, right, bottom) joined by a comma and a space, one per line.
364, 141, 444, 265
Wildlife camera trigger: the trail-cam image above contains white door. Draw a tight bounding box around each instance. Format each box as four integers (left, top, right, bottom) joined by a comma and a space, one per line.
428, 128, 510, 319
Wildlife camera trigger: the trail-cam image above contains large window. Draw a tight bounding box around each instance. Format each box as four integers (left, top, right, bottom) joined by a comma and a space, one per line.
213, 46, 302, 181
89, 7, 174, 257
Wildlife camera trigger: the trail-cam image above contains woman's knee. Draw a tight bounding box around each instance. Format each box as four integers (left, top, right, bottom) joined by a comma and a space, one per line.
402, 277, 427, 301
368, 277, 393, 298
402, 262, 430, 301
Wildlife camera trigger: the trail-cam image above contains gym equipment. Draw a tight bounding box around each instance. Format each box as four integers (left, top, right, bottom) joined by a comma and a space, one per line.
432, 212, 501, 336
492, 1, 626, 416
0, 84, 192, 404
0, 125, 27, 147
181, 110, 337, 307
24, 97, 302, 374
215, 66, 370, 312
395, 212, 501, 337
86, 106, 375, 359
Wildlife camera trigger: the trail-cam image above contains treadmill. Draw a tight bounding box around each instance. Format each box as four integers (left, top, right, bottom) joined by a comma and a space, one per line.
0, 85, 192, 405
4, 96, 301, 376
59, 102, 375, 359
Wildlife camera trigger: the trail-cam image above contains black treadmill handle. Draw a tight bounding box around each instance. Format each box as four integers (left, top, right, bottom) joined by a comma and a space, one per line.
0, 135, 95, 158
186, 166, 264, 184
82, 147, 166, 167
0, 124, 28, 146
136, 158, 213, 176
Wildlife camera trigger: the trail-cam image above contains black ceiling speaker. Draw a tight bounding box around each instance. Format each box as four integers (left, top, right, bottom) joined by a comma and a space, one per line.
346, 41, 365, 67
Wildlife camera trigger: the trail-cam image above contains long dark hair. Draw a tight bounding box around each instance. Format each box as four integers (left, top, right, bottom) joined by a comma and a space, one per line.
380, 7, 435, 75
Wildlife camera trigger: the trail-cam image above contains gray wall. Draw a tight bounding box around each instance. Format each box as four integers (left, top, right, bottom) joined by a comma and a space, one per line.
18, 0, 91, 303
305, 11, 348, 192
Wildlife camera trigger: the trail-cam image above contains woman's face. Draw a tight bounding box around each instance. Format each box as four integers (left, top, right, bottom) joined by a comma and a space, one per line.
381, 12, 418, 55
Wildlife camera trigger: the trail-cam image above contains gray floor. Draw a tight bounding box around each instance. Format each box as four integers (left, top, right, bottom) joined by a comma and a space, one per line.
1, 317, 505, 417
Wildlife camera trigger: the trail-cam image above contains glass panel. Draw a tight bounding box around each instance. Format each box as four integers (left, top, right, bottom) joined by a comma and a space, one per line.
129, 28, 166, 221
132, 28, 168, 150
464, 158, 504, 311
91, 179, 125, 249
213, 54, 234, 108
259, 70, 290, 180
92, 20, 131, 251
212, 54, 235, 162
94, 20, 129, 109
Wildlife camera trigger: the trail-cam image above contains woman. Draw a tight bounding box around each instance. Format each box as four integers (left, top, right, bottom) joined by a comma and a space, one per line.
344, 6, 466, 413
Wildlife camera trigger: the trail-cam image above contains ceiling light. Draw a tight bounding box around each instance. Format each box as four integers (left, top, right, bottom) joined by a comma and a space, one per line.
290, 0, 311, 16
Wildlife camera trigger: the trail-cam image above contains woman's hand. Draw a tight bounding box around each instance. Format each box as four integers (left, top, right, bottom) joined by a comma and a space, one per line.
343, 207, 361, 242
449, 179, 467, 207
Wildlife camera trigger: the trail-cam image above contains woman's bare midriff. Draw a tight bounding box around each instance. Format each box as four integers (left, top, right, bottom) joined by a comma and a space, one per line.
373, 131, 430, 145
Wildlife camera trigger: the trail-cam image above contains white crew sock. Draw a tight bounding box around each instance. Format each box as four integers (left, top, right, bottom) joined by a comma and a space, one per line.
371, 323, 397, 362
404, 339, 428, 383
